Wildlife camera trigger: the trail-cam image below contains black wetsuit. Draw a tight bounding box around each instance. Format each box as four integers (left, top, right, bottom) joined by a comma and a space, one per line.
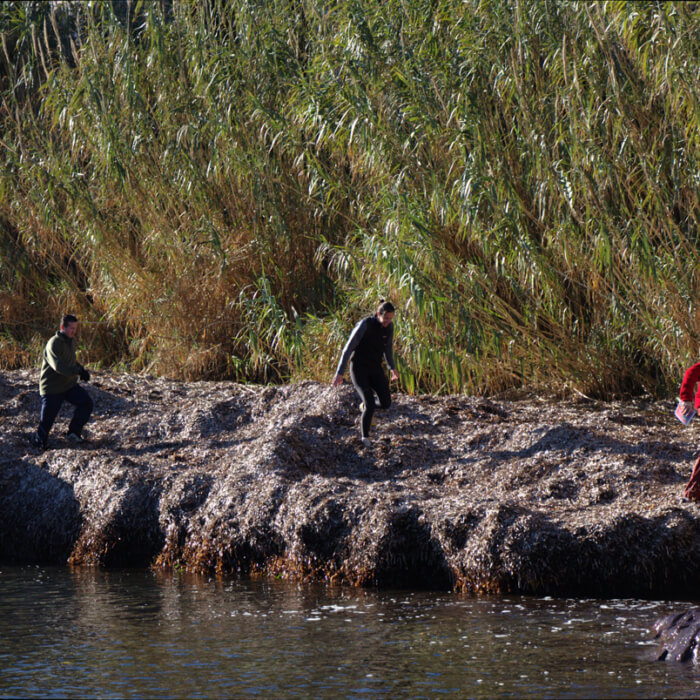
335, 315, 396, 438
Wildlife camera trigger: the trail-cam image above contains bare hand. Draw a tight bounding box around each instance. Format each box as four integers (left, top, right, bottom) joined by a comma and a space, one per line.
390, 369, 399, 382
679, 400, 695, 418
332, 374, 344, 387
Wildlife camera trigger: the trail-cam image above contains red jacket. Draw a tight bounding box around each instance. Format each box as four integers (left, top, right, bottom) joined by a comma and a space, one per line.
680, 362, 700, 409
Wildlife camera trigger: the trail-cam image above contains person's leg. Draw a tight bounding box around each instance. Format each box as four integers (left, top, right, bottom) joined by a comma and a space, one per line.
684, 453, 700, 500
368, 367, 391, 411
64, 384, 93, 437
37, 394, 64, 444
349, 364, 375, 438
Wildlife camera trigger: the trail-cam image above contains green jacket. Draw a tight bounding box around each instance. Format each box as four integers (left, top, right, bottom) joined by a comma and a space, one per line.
39, 331, 82, 396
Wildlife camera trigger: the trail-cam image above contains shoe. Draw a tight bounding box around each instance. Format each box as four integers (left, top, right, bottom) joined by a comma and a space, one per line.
32, 434, 47, 450
361, 437, 371, 447
67, 431, 87, 444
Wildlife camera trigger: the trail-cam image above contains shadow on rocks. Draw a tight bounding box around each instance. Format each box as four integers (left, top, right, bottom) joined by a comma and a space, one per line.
268, 413, 455, 481
489, 424, 695, 464
267, 415, 371, 479
453, 504, 700, 597
70, 476, 164, 567
0, 459, 81, 563
343, 504, 455, 589
0, 387, 40, 419
371, 506, 454, 589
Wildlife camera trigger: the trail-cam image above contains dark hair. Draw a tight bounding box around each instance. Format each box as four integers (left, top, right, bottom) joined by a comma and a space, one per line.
61, 314, 78, 327
377, 300, 395, 315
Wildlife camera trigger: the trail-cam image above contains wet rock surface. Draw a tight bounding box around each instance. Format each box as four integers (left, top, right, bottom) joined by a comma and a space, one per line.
654, 610, 700, 663
2, 369, 699, 595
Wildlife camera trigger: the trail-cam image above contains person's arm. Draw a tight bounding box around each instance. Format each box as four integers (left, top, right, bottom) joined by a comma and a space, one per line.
333, 318, 368, 382
383, 323, 395, 371
680, 362, 700, 409
383, 323, 399, 381
45, 338, 82, 377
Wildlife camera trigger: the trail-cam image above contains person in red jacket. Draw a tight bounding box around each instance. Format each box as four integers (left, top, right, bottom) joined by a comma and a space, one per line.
679, 362, 700, 500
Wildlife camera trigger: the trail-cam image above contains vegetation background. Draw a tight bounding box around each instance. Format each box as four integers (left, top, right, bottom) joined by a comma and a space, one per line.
1, 0, 699, 398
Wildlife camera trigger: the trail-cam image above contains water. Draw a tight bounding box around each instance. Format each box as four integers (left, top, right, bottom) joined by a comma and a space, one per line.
1, 566, 699, 698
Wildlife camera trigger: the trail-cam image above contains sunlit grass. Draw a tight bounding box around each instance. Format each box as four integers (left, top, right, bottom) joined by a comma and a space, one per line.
1, 0, 699, 397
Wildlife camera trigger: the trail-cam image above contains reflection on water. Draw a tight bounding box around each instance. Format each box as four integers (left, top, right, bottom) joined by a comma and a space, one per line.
1, 566, 699, 698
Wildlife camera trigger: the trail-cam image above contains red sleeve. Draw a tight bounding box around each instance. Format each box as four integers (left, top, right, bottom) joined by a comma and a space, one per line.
680, 362, 700, 407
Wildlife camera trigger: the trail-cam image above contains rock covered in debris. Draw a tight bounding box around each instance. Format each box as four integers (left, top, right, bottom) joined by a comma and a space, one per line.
2, 369, 700, 595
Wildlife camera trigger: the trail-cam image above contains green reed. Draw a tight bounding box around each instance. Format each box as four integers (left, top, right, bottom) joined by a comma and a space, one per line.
1, 0, 699, 397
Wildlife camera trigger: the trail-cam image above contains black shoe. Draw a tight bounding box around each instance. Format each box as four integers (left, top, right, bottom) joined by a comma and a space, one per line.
32, 434, 47, 450
66, 431, 87, 444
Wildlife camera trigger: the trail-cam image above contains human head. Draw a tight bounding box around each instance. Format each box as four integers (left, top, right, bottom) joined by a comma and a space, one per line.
60, 314, 79, 338
376, 300, 395, 327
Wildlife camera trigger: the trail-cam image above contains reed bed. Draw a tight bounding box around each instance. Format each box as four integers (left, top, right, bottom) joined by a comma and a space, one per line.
1, 0, 700, 397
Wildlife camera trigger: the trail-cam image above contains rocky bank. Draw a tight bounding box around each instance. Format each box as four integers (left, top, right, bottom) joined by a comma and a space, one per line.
2, 369, 700, 597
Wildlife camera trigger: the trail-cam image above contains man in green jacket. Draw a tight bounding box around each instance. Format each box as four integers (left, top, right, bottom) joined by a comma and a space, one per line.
34, 314, 93, 449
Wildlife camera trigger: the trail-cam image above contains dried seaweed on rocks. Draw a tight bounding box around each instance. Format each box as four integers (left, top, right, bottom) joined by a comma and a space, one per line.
2, 369, 699, 597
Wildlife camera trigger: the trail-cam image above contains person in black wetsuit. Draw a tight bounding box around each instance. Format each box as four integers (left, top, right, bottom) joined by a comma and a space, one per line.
332, 300, 399, 446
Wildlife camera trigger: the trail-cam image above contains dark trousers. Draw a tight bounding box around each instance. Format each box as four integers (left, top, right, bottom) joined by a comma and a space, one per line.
349, 363, 391, 438
685, 453, 700, 501
38, 385, 93, 442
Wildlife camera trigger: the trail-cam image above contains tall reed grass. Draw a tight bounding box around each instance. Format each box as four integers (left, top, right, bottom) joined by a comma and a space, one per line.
1, 0, 699, 397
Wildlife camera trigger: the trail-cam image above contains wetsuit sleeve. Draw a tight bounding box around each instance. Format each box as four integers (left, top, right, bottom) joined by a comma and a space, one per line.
384, 323, 396, 370
45, 337, 81, 377
335, 319, 368, 376
680, 362, 700, 409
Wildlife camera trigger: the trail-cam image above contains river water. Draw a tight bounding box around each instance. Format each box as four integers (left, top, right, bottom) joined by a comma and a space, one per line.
1, 566, 699, 698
